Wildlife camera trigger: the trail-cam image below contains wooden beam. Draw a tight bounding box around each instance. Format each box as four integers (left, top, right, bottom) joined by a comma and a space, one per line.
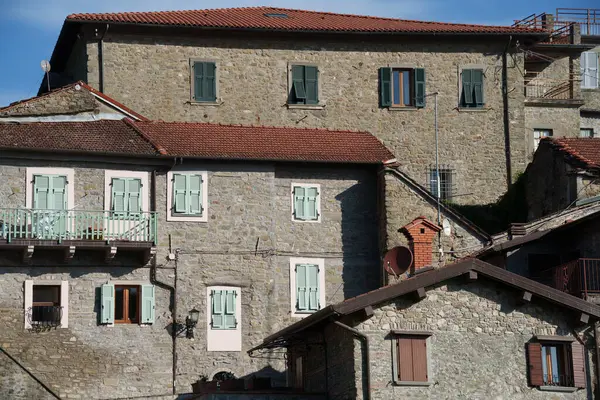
362, 306, 374, 319
416, 287, 426, 300
467, 271, 478, 281
520, 291, 532, 304
578, 312, 590, 325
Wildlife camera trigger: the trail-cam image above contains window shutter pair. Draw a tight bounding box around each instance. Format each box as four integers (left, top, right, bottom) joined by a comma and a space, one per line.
293, 186, 319, 221
111, 178, 142, 214
290, 65, 318, 105
461, 69, 484, 107
581, 52, 599, 89
193, 61, 217, 102
211, 290, 237, 329
397, 337, 428, 382
33, 175, 67, 210
527, 342, 586, 388
296, 264, 320, 312
173, 174, 203, 215
379, 68, 426, 108
100, 284, 155, 325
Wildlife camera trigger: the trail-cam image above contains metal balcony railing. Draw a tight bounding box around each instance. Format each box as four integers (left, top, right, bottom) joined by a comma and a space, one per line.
557, 8, 600, 36
26, 306, 63, 328
533, 258, 600, 300
524, 72, 580, 101
543, 373, 574, 387
0, 208, 158, 244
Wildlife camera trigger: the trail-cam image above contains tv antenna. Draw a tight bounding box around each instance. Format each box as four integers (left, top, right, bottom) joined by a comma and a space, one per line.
41, 60, 51, 92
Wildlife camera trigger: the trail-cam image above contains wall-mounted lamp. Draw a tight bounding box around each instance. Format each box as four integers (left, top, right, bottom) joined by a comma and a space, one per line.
186, 308, 200, 339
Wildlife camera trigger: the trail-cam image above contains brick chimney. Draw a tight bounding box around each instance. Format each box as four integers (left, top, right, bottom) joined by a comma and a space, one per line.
400, 217, 442, 274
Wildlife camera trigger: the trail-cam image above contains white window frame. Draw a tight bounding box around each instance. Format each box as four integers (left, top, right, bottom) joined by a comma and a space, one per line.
580, 128, 594, 138
24, 280, 69, 329
533, 128, 553, 152
101, 280, 151, 328
26, 168, 75, 210
289, 257, 325, 318
581, 51, 599, 89
290, 183, 322, 223
206, 286, 242, 352
166, 170, 208, 222
104, 170, 149, 213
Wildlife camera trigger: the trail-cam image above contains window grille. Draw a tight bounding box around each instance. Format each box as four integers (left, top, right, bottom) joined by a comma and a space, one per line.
427, 165, 455, 201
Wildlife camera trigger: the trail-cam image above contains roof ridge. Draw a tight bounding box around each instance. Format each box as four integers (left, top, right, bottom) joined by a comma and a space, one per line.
123, 119, 167, 155
547, 137, 600, 168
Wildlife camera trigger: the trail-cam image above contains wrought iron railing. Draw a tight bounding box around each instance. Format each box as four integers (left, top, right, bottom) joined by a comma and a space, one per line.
26, 306, 63, 328
557, 8, 600, 36
533, 258, 600, 299
524, 72, 580, 100
0, 208, 158, 244
543, 373, 574, 387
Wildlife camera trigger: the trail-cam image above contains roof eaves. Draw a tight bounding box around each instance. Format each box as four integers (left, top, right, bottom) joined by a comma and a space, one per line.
123, 119, 168, 155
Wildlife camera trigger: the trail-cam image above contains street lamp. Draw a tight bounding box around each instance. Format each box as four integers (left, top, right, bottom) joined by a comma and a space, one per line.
186, 308, 200, 338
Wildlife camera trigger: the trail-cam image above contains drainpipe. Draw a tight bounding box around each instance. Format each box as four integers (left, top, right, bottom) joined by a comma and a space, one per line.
333, 321, 370, 400
502, 35, 513, 189
595, 322, 600, 398
97, 24, 109, 93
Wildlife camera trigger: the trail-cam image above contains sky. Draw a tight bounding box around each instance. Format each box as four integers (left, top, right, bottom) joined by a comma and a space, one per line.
0, 0, 597, 107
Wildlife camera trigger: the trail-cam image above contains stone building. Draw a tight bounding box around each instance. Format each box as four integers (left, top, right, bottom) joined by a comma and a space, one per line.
41, 6, 551, 205
252, 259, 600, 399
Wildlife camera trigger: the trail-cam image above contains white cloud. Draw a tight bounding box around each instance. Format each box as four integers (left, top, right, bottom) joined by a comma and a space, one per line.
7, 0, 433, 30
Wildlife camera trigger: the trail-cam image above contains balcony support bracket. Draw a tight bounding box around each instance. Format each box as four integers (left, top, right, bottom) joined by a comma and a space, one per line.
105, 246, 117, 263
142, 247, 157, 264
519, 291, 533, 304
64, 246, 76, 262
22, 246, 34, 264
578, 312, 590, 325
415, 287, 427, 301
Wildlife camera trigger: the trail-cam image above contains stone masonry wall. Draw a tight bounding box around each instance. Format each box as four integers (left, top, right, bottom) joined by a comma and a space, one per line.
72, 32, 528, 205
525, 105, 581, 155
0, 85, 96, 117
348, 279, 595, 400
581, 113, 600, 135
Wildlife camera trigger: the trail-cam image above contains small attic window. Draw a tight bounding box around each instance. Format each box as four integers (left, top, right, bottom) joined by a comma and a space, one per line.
420, 228, 425, 234
264, 13, 289, 18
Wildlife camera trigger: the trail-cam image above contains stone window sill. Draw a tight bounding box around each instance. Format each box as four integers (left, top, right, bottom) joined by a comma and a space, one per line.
187, 101, 222, 107
538, 386, 577, 393
287, 104, 325, 110
387, 107, 419, 112
456, 107, 489, 112
393, 381, 433, 387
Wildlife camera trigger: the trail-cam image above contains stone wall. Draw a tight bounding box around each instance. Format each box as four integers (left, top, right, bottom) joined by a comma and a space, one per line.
581, 113, 600, 135
0, 350, 55, 400
524, 105, 581, 156
0, 85, 96, 117
68, 32, 529, 205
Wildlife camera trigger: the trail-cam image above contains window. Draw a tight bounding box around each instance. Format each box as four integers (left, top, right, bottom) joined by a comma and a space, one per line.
290, 258, 325, 317
24, 281, 69, 329
533, 129, 553, 151
580, 128, 594, 138
581, 51, 599, 89
206, 286, 241, 351
100, 283, 155, 325
33, 175, 67, 210
292, 183, 320, 222
527, 339, 586, 390
428, 167, 454, 201
289, 65, 318, 105
192, 61, 217, 102
392, 332, 432, 385
379, 67, 426, 108
111, 178, 141, 215
167, 171, 208, 222
210, 289, 237, 330
460, 69, 484, 108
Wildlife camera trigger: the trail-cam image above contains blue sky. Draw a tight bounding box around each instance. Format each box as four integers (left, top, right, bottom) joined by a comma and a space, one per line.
0, 0, 597, 107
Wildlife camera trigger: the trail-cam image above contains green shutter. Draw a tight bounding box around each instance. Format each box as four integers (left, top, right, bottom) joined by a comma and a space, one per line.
291, 65, 306, 104
141, 284, 155, 324
223, 290, 237, 329
33, 175, 50, 209
101, 284, 115, 324
111, 178, 126, 213
379, 67, 392, 107
193, 62, 217, 102
173, 174, 187, 213
305, 66, 319, 105
128, 178, 142, 214
211, 290, 224, 329
462, 69, 474, 106
293, 186, 306, 220
306, 264, 320, 311
414, 68, 426, 108
188, 175, 203, 215
112, 177, 142, 215
296, 264, 308, 311
305, 187, 319, 221
472, 69, 484, 107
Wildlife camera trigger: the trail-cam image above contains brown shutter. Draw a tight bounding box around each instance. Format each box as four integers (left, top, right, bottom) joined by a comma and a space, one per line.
397, 337, 414, 381
412, 338, 428, 382
571, 342, 586, 388
527, 343, 544, 386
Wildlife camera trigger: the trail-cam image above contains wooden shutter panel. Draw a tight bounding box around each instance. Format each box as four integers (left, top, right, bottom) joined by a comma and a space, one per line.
173, 174, 187, 213
291, 65, 306, 104
571, 342, 586, 388
472, 69, 484, 106
193, 62, 203, 101
34, 175, 50, 209
306, 264, 319, 311
379, 67, 392, 107
188, 174, 203, 215
211, 290, 224, 329
296, 264, 308, 311
305, 187, 319, 220
204, 62, 216, 101
101, 284, 115, 324
140, 284, 155, 324
305, 66, 319, 105
51, 176, 67, 210
527, 343, 544, 386
111, 178, 126, 213
128, 178, 142, 213
462, 69, 473, 106
224, 290, 237, 329
293, 186, 306, 220
589, 52, 599, 89
414, 68, 426, 108
397, 337, 414, 381
412, 338, 428, 382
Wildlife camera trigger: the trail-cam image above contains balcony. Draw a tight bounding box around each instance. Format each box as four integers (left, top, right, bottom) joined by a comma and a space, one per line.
0, 208, 157, 263
533, 258, 600, 300
557, 8, 600, 37
524, 72, 582, 105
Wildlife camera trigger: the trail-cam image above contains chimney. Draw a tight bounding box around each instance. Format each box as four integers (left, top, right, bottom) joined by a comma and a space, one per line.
400, 217, 442, 274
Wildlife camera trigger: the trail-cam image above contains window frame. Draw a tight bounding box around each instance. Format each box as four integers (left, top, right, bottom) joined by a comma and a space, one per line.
189, 58, 219, 104
113, 285, 140, 324
533, 128, 553, 152
428, 167, 454, 202
291, 183, 321, 223
528, 336, 584, 392
287, 62, 321, 107
26, 168, 74, 211
458, 65, 486, 109
391, 68, 415, 108
104, 170, 149, 216
581, 51, 599, 89
580, 128, 594, 138
166, 170, 209, 222
289, 257, 325, 318
206, 286, 242, 352
391, 331, 433, 386
24, 280, 69, 329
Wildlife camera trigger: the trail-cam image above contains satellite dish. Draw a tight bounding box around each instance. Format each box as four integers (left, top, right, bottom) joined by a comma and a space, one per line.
383, 245, 413, 276
442, 218, 452, 236
40, 60, 51, 73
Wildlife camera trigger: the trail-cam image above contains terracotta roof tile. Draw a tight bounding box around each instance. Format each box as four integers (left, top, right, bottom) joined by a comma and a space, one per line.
67, 6, 545, 35
133, 121, 394, 163
545, 137, 600, 169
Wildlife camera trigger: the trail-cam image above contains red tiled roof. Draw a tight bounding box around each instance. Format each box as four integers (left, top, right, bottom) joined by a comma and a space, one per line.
545, 137, 600, 169
0, 120, 159, 155
132, 121, 395, 163
67, 6, 545, 35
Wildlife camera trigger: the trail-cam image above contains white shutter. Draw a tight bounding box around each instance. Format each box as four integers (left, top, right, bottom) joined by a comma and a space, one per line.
582, 52, 599, 89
